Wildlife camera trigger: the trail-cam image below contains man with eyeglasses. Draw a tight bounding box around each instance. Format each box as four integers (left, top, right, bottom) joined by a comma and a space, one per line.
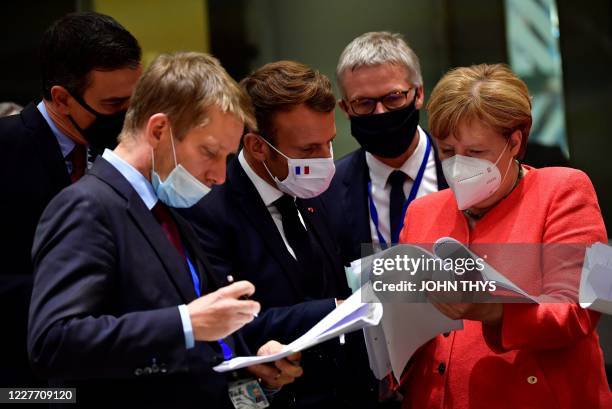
323, 31, 448, 266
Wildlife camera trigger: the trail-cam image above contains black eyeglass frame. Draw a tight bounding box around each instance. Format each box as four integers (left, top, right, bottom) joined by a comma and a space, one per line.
345, 88, 417, 116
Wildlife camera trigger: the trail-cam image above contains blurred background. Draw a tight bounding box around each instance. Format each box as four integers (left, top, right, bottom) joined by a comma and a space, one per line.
1, 0, 611, 379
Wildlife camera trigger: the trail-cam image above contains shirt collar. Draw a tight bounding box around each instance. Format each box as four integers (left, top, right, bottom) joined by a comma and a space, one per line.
37, 100, 76, 159
365, 126, 428, 187
102, 149, 159, 210
238, 150, 284, 206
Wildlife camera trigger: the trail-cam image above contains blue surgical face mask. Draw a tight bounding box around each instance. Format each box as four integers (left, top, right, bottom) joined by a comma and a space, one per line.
151, 127, 211, 208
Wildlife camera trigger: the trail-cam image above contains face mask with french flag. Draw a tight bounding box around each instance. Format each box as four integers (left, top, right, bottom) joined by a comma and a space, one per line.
261, 138, 336, 198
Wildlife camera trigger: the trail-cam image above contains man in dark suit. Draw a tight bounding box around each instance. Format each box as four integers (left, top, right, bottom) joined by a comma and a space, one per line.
0, 12, 141, 387
181, 61, 382, 408
323, 31, 448, 265
28, 52, 307, 408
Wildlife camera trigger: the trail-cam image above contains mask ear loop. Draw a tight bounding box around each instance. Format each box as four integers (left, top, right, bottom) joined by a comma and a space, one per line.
497, 139, 514, 183
169, 126, 178, 168
259, 134, 290, 183
259, 134, 290, 160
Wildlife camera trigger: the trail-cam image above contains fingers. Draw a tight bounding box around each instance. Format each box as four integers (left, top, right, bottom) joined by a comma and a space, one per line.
225, 299, 260, 316
247, 363, 279, 382
257, 340, 283, 356
218, 280, 255, 299
275, 358, 303, 378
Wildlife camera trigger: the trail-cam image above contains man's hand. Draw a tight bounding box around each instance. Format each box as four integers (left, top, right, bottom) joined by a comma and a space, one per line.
187, 281, 260, 341
431, 301, 503, 325
247, 341, 303, 390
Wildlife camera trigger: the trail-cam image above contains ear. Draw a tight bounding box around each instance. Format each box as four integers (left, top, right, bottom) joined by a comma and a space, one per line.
414, 85, 425, 110
144, 113, 170, 150
509, 129, 522, 158
243, 132, 268, 162
49, 85, 73, 115
338, 99, 350, 119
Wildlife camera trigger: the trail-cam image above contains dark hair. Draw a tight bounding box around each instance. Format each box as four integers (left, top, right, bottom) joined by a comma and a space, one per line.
40, 12, 141, 100
239, 60, 336, 139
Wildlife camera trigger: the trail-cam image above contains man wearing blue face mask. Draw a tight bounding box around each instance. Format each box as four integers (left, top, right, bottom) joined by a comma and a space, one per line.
28, 52, 310, 408
322, 31, 448, 265
181, 61, 382, 408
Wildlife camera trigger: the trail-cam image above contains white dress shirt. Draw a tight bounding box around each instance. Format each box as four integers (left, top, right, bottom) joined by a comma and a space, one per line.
238, 150, 306, 259
365, 126, 438, 250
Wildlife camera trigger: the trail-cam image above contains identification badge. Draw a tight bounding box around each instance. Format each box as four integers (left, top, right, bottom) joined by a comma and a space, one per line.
228, 378, 270, 409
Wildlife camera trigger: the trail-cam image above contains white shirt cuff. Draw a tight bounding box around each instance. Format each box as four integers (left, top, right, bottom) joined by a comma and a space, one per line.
178, 304, 195, 349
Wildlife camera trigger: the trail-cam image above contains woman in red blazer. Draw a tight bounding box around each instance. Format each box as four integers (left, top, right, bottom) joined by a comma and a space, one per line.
398, 64, 610, 409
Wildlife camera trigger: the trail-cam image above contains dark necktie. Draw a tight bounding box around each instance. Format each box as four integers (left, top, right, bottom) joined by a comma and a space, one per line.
151, 201, 185, 258
388, 170, 407, 244
68, 144, 87, 183
274, 195, 327, 297
274, 194, 313, 264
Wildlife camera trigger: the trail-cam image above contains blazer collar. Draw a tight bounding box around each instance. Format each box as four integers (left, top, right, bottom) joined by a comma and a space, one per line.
89, 158, 199, 303
23, 102, 71, 189
227, 157, 306, 299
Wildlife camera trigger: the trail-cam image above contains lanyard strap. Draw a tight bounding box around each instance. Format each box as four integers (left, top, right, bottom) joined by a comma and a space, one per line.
184, 249, 234, 360
367, 136, 431, 248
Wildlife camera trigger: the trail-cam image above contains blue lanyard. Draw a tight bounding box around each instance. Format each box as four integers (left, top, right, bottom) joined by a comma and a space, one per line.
184, 249, 234, 361
367, 136, 431, 248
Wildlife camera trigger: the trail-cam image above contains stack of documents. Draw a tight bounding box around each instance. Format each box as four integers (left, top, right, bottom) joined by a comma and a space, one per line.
580, 242, 612, 315
213, 285, 383, 373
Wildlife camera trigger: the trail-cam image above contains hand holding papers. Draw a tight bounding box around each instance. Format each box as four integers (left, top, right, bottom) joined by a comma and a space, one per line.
213, 285, 382, 373
580, 242, 612, 315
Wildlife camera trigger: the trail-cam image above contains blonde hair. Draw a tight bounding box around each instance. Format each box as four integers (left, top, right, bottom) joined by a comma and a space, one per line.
427, 63, 532, 158
336, 31, 422, 95
121, 51, 255, 141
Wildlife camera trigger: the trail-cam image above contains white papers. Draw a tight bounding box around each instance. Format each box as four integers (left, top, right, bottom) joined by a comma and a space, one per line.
434, 237, 539, 303
368, 302, 462, 381
580, 242, 612, 315
212, 285, 383, 373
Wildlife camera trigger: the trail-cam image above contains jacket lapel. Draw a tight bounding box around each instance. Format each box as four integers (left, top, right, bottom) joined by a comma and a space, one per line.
343, 149, 373, 258
172, 210, 224, 294
297, 197, 350, 297
228, 158, 306, 299
425, 131, 449, 190
23, 103, 71, 191
89, 158, 197, 303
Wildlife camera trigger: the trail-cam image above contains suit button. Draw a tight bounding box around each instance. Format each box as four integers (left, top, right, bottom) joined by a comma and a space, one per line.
527, 376, 538, 384
443, 332, 450, 337
438, 362, 446, 375
134, 368, 143, 376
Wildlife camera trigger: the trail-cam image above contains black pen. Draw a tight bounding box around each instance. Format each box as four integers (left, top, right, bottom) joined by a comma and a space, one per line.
227, 274, 258, 317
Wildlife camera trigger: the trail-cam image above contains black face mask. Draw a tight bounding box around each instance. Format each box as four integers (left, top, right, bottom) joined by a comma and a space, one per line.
349, 96, 419, 159
68, 93, 126, 158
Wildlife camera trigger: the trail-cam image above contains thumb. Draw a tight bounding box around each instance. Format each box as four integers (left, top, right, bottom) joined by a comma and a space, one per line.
219, 280, 255, 300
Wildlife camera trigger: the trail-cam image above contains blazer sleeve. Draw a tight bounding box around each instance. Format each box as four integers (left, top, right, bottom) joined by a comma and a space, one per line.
483, 169, 607, 352
242, 299, 336, 348
28, 185, 189, 380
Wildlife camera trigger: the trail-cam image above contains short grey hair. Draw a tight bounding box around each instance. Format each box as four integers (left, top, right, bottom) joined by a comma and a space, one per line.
336, 31, 423, 95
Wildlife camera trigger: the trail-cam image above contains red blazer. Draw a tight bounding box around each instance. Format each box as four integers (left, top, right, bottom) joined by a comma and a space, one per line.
398, 166, 611, 409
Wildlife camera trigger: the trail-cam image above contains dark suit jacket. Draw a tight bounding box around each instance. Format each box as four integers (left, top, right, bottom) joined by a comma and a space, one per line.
28, 158, 329, 408
180, 157, 381, 408
0, 102, 70, 386
322, 132, 448, 265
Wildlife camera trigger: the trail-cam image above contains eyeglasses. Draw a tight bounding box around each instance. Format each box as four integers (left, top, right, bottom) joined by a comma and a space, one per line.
347, 89, 415, 116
